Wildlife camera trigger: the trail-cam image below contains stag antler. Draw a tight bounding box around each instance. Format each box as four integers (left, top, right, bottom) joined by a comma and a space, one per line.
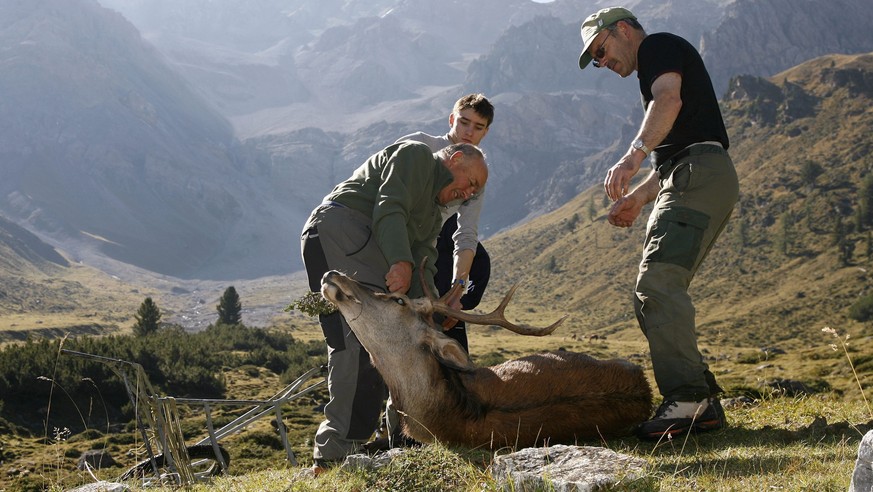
417, 258, 566, 337
433, 282, 566, 336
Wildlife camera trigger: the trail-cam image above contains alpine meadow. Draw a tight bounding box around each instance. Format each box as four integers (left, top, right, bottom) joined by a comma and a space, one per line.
1, 1, 873, 491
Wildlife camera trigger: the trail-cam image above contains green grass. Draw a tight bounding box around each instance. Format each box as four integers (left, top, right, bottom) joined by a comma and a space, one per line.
27, 396, 865, 491
183, 396, 870, 491
6, 322, 871, 492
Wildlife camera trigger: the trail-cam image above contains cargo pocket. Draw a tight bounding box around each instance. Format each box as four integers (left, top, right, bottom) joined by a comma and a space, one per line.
337, 210, 372, 257
643, 206, 710, 270
346, 225, 372, 257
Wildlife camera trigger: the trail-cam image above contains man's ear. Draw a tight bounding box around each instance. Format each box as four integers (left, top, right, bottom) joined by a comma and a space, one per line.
448, 112, 456, 128
448, 150, 464, 168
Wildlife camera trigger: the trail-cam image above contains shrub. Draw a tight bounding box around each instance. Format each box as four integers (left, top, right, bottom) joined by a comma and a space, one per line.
0, 325, 323, 434
848, 293, 873, 322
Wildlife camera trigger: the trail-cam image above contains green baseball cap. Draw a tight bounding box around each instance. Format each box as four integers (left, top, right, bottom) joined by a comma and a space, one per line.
578, 6, 636, 70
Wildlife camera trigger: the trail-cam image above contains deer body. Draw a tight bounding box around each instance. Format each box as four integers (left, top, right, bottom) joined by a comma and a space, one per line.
321, 270, 652, 448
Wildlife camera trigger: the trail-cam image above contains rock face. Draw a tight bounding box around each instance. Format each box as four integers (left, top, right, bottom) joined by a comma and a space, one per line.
723, 75, 816, 127
723, 54, 873, 130
67, 481, 129, 492
0, 216, 68, 270
701, 0, 873, 96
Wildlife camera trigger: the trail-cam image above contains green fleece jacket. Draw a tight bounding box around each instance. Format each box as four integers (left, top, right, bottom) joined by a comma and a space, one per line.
324, 141, 453, 298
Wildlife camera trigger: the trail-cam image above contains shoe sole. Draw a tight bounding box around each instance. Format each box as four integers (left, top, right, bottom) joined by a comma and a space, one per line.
636, 418, 725, 440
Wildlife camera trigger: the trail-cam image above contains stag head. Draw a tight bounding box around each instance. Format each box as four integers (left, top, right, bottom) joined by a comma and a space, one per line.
320, 270, 566, 372
321, 271, 474, 371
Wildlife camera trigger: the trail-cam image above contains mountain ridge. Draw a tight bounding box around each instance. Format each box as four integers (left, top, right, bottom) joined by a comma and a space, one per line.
1, 1, 873, 331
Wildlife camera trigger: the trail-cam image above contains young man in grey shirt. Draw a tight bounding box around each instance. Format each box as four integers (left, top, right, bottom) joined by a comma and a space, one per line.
396, 93, 494, 321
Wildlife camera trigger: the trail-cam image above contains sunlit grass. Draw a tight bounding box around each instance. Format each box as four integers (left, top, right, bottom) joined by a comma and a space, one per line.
19, 376, 869, 491
5, 316, 871, 491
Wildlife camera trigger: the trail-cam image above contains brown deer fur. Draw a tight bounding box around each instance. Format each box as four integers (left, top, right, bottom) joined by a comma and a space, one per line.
321, 270, 653, 449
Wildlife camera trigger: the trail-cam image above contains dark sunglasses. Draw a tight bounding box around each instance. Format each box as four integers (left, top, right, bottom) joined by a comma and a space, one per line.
591, 28, 616, 68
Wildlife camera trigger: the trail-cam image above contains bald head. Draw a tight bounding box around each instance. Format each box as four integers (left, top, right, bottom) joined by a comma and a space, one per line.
437, 143, 488, 205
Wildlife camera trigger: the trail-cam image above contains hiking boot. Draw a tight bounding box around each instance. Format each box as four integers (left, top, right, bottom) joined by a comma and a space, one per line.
394, 434, 422, 448
635, 397, 726, 441
708, 397, 727, 429
310, 458, 339, 476
363, 428, 421, 452
362, 436, 391, 453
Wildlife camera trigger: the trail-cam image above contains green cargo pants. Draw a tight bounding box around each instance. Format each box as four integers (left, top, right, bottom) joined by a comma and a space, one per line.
634, 145, 739, 402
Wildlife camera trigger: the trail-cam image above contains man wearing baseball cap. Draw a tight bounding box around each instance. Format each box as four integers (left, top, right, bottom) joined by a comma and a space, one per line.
578, 6, 739, 441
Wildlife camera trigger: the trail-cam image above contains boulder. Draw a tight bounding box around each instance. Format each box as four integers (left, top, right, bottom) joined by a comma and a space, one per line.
65, 480, 129, 492
850, 430, 873, 492
77, 449, 119, 471
490, 444, 648, 491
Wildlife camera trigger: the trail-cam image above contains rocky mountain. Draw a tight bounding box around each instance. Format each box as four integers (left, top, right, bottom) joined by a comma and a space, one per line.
2, 0, 873, 290
0, 0, 293, 279
0, 216, 97, 335
0, 216, 67, 273
701, 0, 873, 96
96, 0, 546, 116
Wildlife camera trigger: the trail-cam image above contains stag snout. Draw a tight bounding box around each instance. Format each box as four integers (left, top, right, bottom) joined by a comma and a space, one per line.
321, 270, 356, 305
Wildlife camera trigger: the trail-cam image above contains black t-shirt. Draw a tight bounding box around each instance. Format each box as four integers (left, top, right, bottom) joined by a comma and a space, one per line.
637, 32, 729, 168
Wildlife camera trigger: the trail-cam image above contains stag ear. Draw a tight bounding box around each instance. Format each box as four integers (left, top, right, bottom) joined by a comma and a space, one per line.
430, 335, 475, 372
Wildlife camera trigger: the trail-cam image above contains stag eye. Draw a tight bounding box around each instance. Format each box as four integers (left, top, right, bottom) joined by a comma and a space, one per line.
394, 298, 405, 306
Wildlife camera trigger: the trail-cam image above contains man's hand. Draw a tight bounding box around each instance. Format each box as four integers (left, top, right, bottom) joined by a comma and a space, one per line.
385, 261, 413, 294
607, 195, 643, 228
604, 154, 642, 202
440, 287, 464, 330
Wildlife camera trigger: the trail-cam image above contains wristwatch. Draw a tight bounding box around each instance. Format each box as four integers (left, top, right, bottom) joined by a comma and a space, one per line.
631, 138, 651, 157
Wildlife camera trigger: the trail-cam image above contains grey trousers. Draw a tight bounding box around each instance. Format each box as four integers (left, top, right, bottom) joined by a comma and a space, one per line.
301, 204, 389, 463
634, 148, 739, 402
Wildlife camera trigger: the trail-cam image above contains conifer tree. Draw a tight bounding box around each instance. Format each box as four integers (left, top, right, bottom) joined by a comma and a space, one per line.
133, 297, 162, 336
776, 211, 795, 256
217, 286, 242, 325
839, 237, 855, 267
586, 195, 597, 221
832, 215, 844, 246
734, 215, 748, 249
866, 231, 872, 262
860, 174, 873, 231
799, 160, 823, 189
